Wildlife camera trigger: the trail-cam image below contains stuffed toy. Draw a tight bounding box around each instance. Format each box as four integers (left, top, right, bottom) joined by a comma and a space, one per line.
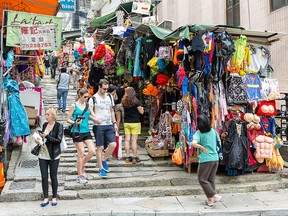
256, 100, 277, 117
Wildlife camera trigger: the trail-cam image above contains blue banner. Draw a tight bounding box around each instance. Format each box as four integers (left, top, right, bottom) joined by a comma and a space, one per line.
59, 0, 75, 13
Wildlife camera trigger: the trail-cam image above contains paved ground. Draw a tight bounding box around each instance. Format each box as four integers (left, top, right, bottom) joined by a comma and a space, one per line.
1, 189, 288, 216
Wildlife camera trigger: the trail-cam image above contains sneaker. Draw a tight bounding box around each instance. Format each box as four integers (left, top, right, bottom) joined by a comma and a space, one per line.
99, 168, 107, 178
76, 175, 88, 184
132, 156, 141, 164
57, 107, 62, 110
82, 167, 87, 178
125, 156, 133, 163
102, 161, 110, 172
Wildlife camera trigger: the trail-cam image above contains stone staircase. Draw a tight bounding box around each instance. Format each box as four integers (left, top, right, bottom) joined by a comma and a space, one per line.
1, 75, 288, 202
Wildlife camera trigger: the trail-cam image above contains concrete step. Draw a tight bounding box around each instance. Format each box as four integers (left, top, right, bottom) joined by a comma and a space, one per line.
62, 172, 280, 191
2, 175, 287, 202
61, 178, 288, 200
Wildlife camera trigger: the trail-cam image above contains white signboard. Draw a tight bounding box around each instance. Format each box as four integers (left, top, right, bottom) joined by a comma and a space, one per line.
142, 16, 157, 26
19, 25, 57, 50
19, 87, 43, 116
85, 37, 95, 52
63, 44, 73, 54
132, 2, 151, 15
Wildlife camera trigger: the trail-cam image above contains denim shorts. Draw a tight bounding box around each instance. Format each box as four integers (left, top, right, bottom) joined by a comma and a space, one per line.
93, 125, 116, 147
72, 132, 93, 143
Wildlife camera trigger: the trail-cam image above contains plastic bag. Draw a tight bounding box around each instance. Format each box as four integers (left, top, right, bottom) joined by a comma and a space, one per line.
113, 134, 123, 159
60, 136, 67, 151
172, 146, 183, 165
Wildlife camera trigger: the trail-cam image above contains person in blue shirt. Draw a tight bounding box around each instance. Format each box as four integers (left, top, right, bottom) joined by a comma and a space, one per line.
192, 115, 222, 207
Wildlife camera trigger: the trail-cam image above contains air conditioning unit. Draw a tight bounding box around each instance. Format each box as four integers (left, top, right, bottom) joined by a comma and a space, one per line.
157, 20, 173, 30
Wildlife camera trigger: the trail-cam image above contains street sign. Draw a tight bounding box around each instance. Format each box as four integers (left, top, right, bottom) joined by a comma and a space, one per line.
7, 11, 62, 50
59, 0, 76, 13
19, 25, 57, 50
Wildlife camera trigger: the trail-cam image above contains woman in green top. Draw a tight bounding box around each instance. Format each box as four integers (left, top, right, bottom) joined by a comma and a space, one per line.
192, 115, 222, 207
66, 88, 100, 184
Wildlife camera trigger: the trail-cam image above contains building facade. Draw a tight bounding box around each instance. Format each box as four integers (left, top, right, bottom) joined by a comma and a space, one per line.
157, 0, 288, 92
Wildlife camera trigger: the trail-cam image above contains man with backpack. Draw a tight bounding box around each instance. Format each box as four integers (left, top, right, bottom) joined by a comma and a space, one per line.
89, 79, 117, 178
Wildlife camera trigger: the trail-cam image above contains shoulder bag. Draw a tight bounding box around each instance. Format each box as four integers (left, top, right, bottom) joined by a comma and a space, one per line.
64, 103, 89, 138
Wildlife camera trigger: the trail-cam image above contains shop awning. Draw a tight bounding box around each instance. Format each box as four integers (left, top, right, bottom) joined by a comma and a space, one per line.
160, 24, 280, 44
62, 30, 81, 40
90, 12, 116, 29
149, 25, 172, 40
0, 0, 60, 26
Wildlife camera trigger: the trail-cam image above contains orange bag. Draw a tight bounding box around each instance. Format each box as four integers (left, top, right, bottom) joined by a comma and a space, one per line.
172, 146, 183, 165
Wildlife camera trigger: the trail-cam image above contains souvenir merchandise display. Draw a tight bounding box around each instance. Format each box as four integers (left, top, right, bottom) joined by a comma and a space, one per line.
110, 28, 284, 176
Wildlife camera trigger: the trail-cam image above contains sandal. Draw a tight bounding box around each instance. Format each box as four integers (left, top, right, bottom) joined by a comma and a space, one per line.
213, 194, 222, 202
205, 200, 214, 207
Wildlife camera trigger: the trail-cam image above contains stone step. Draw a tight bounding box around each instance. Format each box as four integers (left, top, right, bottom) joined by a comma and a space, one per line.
62, 172, 280, 191
62, 172, 279, 188
1, 174, 286, 202
59, 179, 288, 200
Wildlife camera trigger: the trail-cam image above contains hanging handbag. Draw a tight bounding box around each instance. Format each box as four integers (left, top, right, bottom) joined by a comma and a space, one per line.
31, 144, 41, 156
172, 146, 183, 165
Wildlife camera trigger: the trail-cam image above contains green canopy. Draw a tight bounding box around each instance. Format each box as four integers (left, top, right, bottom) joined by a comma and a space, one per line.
149, 25, 172, 40
163, 25, 190, 41
90, 12, 116, 29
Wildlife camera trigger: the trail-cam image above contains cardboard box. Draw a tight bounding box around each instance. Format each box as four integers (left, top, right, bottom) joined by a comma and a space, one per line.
24, 106, 38, 119
28, 118, 38, 126
145, 143, 169, 157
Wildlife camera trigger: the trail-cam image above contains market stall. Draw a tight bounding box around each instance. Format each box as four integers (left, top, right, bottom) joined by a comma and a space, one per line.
88, 17, 285, 175
0, 4, 61, 192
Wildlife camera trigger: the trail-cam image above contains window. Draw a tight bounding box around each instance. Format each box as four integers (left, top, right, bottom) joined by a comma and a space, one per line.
270, 0, 288, 11
226, 0, 240, 26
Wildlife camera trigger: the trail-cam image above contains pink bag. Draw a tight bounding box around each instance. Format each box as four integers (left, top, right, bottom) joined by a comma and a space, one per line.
113, 134, 123, 159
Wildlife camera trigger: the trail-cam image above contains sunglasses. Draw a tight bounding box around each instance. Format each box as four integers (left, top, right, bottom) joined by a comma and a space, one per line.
102, 88, 108, 91
83, 96, 89, 99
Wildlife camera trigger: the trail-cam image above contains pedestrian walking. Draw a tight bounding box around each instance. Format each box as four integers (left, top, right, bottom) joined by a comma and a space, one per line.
114, 80, 129, 129
43, 55, 50, 75
89, 79, 117, 178
71, 60, 80, 89
35, 106, 63, 207
50, 52, 58, 79
66, 88, 99, 184
76, 77, 87, 91
121, 87, 144, 164
191, 115, 222, 207
56, 67, 70, 113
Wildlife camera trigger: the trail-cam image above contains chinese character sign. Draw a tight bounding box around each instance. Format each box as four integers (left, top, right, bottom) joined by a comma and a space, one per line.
19, 25, 57, 50
59, 0, 75, 13
7, 11, 62, 50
